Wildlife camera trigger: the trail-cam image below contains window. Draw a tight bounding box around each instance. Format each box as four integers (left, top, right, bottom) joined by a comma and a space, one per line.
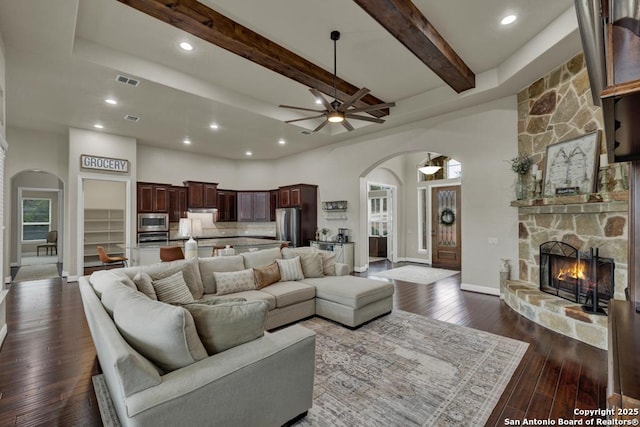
446, 159, 462, 178
369, 191, 390, 236
22, 198, 51, 241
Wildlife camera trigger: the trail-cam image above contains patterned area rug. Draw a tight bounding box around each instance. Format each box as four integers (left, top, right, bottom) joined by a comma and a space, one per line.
295, 311, 528, 427
92, 311, 528, 427
371, 265, 459, 285
12, 263, 59, 282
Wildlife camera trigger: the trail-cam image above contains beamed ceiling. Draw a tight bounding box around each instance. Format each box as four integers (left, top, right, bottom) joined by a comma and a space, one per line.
0, 0, 579, 159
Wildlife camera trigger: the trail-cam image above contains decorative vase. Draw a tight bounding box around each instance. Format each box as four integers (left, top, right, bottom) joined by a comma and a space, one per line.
516, 174, 527, 200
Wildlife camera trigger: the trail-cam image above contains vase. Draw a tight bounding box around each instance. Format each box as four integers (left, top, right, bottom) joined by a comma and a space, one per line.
515, 174, 527, 200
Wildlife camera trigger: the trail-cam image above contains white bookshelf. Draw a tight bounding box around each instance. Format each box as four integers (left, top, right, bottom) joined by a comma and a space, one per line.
84, 209, 125, 267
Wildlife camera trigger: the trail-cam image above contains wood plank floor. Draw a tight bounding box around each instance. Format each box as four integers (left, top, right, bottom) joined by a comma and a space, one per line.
0, 261, 607, 426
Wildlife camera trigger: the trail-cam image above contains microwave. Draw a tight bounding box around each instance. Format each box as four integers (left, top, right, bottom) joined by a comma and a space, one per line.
138, 213, 169, 232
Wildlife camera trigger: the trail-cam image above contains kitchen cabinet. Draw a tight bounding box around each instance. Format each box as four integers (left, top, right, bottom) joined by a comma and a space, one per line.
369, 236, 387, 257
237, 191, 270, 222
184, 181, 218, 209
270, 190, 278, 221
137, 182, 169, 213
278, 184, 317, 246
217, 189, 237, 222
168, 186, 188, 222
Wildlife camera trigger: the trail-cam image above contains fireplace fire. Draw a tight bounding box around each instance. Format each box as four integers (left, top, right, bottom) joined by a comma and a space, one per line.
539, 241, 614, 314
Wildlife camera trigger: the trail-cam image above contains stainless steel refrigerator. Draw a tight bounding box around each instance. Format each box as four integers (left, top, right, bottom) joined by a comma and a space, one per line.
275, 207, 302, 247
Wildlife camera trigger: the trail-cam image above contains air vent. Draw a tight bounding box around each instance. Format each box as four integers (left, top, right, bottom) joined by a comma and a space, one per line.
299, 130, 312, 135
124, 114, 140, 122
115, 74, 140, 87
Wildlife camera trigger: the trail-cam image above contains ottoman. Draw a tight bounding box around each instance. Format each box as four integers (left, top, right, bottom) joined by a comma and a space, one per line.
302, 275, 394, 327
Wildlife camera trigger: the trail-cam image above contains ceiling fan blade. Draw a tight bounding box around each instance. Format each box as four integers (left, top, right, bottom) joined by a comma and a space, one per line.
285, 114, 327, 124
279, 105, 325, 113
346, 102, 396, 114
341, 120, 355, 132
338, 87, 370, 112
313, 120, 329, 132
345, 114, 385, 124
309, 88, 335, 111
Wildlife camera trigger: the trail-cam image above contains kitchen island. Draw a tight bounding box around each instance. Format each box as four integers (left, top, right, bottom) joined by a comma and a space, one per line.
127, 237, 288, 266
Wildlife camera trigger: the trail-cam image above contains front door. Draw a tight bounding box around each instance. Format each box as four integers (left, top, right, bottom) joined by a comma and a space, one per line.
431, 185, 461, 270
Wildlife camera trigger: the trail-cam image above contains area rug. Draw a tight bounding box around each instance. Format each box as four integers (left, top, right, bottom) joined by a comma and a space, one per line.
12, 263, 59, 282
294, 310, 528, 427
371, 265, 459, 285
92, 311, 528, 427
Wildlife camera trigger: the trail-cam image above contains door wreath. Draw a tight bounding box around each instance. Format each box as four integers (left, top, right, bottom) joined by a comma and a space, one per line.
440, 208, 455, 225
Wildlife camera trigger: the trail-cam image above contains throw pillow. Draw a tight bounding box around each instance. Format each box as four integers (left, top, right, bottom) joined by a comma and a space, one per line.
198, 255, 245, 294
275, 257, 304, 281
184, 300, 268, 354
319, 250, 337, 276
282, 246, 315, 259
299, 252, 324, 278
152, 271, 195, 304
114, 291, 207, 372
253, 262, 281, 289
240, 247, 282, 268
214, 269, 256, 296
133, 271, 158, 300
144, 258, 204, 299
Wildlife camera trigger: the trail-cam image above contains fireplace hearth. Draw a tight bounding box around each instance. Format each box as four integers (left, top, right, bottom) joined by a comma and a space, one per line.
539, 241, 614, 314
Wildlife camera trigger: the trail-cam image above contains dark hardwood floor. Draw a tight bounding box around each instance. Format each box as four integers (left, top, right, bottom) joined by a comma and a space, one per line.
0, 260, 607, 426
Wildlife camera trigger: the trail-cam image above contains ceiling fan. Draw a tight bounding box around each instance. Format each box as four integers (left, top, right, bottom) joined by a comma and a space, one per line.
279, 31, 396, 132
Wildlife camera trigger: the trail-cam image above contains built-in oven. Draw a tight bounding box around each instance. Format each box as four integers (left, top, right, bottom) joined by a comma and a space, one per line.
138, 213, 169, 232
138, 231, 169, 244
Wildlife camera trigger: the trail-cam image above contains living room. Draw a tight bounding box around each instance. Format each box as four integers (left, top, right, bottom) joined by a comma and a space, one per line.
1, 0, 639, 426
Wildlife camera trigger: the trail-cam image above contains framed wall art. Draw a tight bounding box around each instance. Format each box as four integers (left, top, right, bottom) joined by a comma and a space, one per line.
542, 131, 600, 197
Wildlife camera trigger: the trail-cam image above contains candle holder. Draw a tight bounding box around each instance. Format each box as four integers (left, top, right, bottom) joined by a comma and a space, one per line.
613, 163, 625, 192
598, 166, 610, 193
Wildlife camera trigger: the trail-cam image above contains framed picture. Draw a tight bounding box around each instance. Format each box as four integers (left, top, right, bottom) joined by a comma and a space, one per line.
542, 131, 600, 197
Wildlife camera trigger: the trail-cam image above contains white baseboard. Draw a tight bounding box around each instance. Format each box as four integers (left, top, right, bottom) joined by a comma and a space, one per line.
354, 266, 368, 273
0, 323, 6, 349
67, 275, 79, 283
4, 276, 11, 285
460, 283, 501, 296
397, 257, 430, 264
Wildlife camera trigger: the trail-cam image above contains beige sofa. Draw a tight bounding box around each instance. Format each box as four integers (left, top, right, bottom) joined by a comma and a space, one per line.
79, 246, 393, 426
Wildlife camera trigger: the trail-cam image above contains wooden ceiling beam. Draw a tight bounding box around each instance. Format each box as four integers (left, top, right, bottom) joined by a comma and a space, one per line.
116, 0, 389, 116
353, 0, 475, 93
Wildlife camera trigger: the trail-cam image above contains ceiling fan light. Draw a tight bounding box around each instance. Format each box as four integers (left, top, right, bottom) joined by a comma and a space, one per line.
327, 112, 344, 123
419, 165, 442, 175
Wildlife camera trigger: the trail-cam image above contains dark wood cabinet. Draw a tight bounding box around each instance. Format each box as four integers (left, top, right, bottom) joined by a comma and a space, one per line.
168, 186, 188, 222
137, 182, 169, 213
278, 184, 317, 246
217, 190, 237, 222
270, 190, 278, 221
369, 236, 387, 257
184, 181, 218, 209
237, 191, 270, 222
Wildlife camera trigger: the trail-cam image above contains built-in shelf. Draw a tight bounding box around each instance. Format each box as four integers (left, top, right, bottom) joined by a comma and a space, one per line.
84, 209, 125, 267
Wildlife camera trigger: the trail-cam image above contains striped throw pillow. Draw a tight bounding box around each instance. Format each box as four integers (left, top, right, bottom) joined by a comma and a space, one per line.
275, 257, 304, 281
214, 269, 257, 296
152, 271, 195, 304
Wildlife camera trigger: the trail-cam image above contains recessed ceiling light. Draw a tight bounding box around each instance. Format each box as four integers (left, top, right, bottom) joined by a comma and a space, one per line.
183, 138, 191, 145
315, 99, 323, 105
278, 139, 286, 145
105, 98, 117, 105
93, 124, 104, 129
179, 41, 194, 51
209, 123, 219, 130
501, 15, 517, 25
245, 151, 252, 156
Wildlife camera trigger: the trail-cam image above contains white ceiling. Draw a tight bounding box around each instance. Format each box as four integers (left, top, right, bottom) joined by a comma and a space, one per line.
0, 0, 579, 160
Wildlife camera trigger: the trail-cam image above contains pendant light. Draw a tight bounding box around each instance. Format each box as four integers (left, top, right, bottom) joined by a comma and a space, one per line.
419, 154, 442, 175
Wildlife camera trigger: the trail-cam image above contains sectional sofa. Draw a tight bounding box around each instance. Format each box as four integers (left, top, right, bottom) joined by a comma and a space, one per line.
79, 246, 393, 426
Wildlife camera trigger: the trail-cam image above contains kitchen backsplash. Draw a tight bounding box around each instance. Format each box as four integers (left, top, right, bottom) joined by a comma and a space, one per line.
169, 221, 276, 240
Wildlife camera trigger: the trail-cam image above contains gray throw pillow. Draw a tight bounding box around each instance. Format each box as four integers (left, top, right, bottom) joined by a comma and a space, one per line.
184, 300, 268, 354
133, 271, 158, 300
198, 255, 245, 294
299, 252, 324, 278
214, 269, 256, 295
152, 271, 195, 304
276, 257, 304, 281
145, 258, 204, 299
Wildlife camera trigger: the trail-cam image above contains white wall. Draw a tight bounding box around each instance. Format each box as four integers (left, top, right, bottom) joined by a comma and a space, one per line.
84, 180, 126, 210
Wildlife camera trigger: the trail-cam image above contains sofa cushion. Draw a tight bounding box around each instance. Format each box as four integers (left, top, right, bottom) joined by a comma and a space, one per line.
113, 291, 208, 372
201, 290, 277, 311
152, 271, 195, 304
133, 271, 158, 300
101, 281, 143, 317
302, 276, 394, 309
142, 258, 204, 299
241, 247, 282, 269
198, 255, 245, 294
253, 262, 281, 290
282, 246, 315, 259
214, 269, 256, 296
299, 252, 324, 278
260, 281, 316, 308
183, 300, 268, 354
90, 269, 137, 298
276, 257, 304, 281
318, 250, 337, 276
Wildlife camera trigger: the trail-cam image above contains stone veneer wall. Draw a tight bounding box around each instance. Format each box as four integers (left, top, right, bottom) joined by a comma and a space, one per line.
516, 53, 629, 301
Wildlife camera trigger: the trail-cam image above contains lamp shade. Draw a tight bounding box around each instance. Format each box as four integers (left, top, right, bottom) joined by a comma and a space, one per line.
419, 165, 442, 175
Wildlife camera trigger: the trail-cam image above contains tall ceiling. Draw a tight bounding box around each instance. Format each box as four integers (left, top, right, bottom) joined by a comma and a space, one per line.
0, 0, 579, 160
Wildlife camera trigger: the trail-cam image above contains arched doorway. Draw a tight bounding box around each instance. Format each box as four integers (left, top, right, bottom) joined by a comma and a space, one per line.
10, 170, 64, 282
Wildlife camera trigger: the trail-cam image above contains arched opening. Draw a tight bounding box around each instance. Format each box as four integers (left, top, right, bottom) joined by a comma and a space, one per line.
10, 170, 64, 281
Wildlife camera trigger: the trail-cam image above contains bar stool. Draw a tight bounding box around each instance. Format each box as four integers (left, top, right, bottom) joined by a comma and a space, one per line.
160, 246, 185, 262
